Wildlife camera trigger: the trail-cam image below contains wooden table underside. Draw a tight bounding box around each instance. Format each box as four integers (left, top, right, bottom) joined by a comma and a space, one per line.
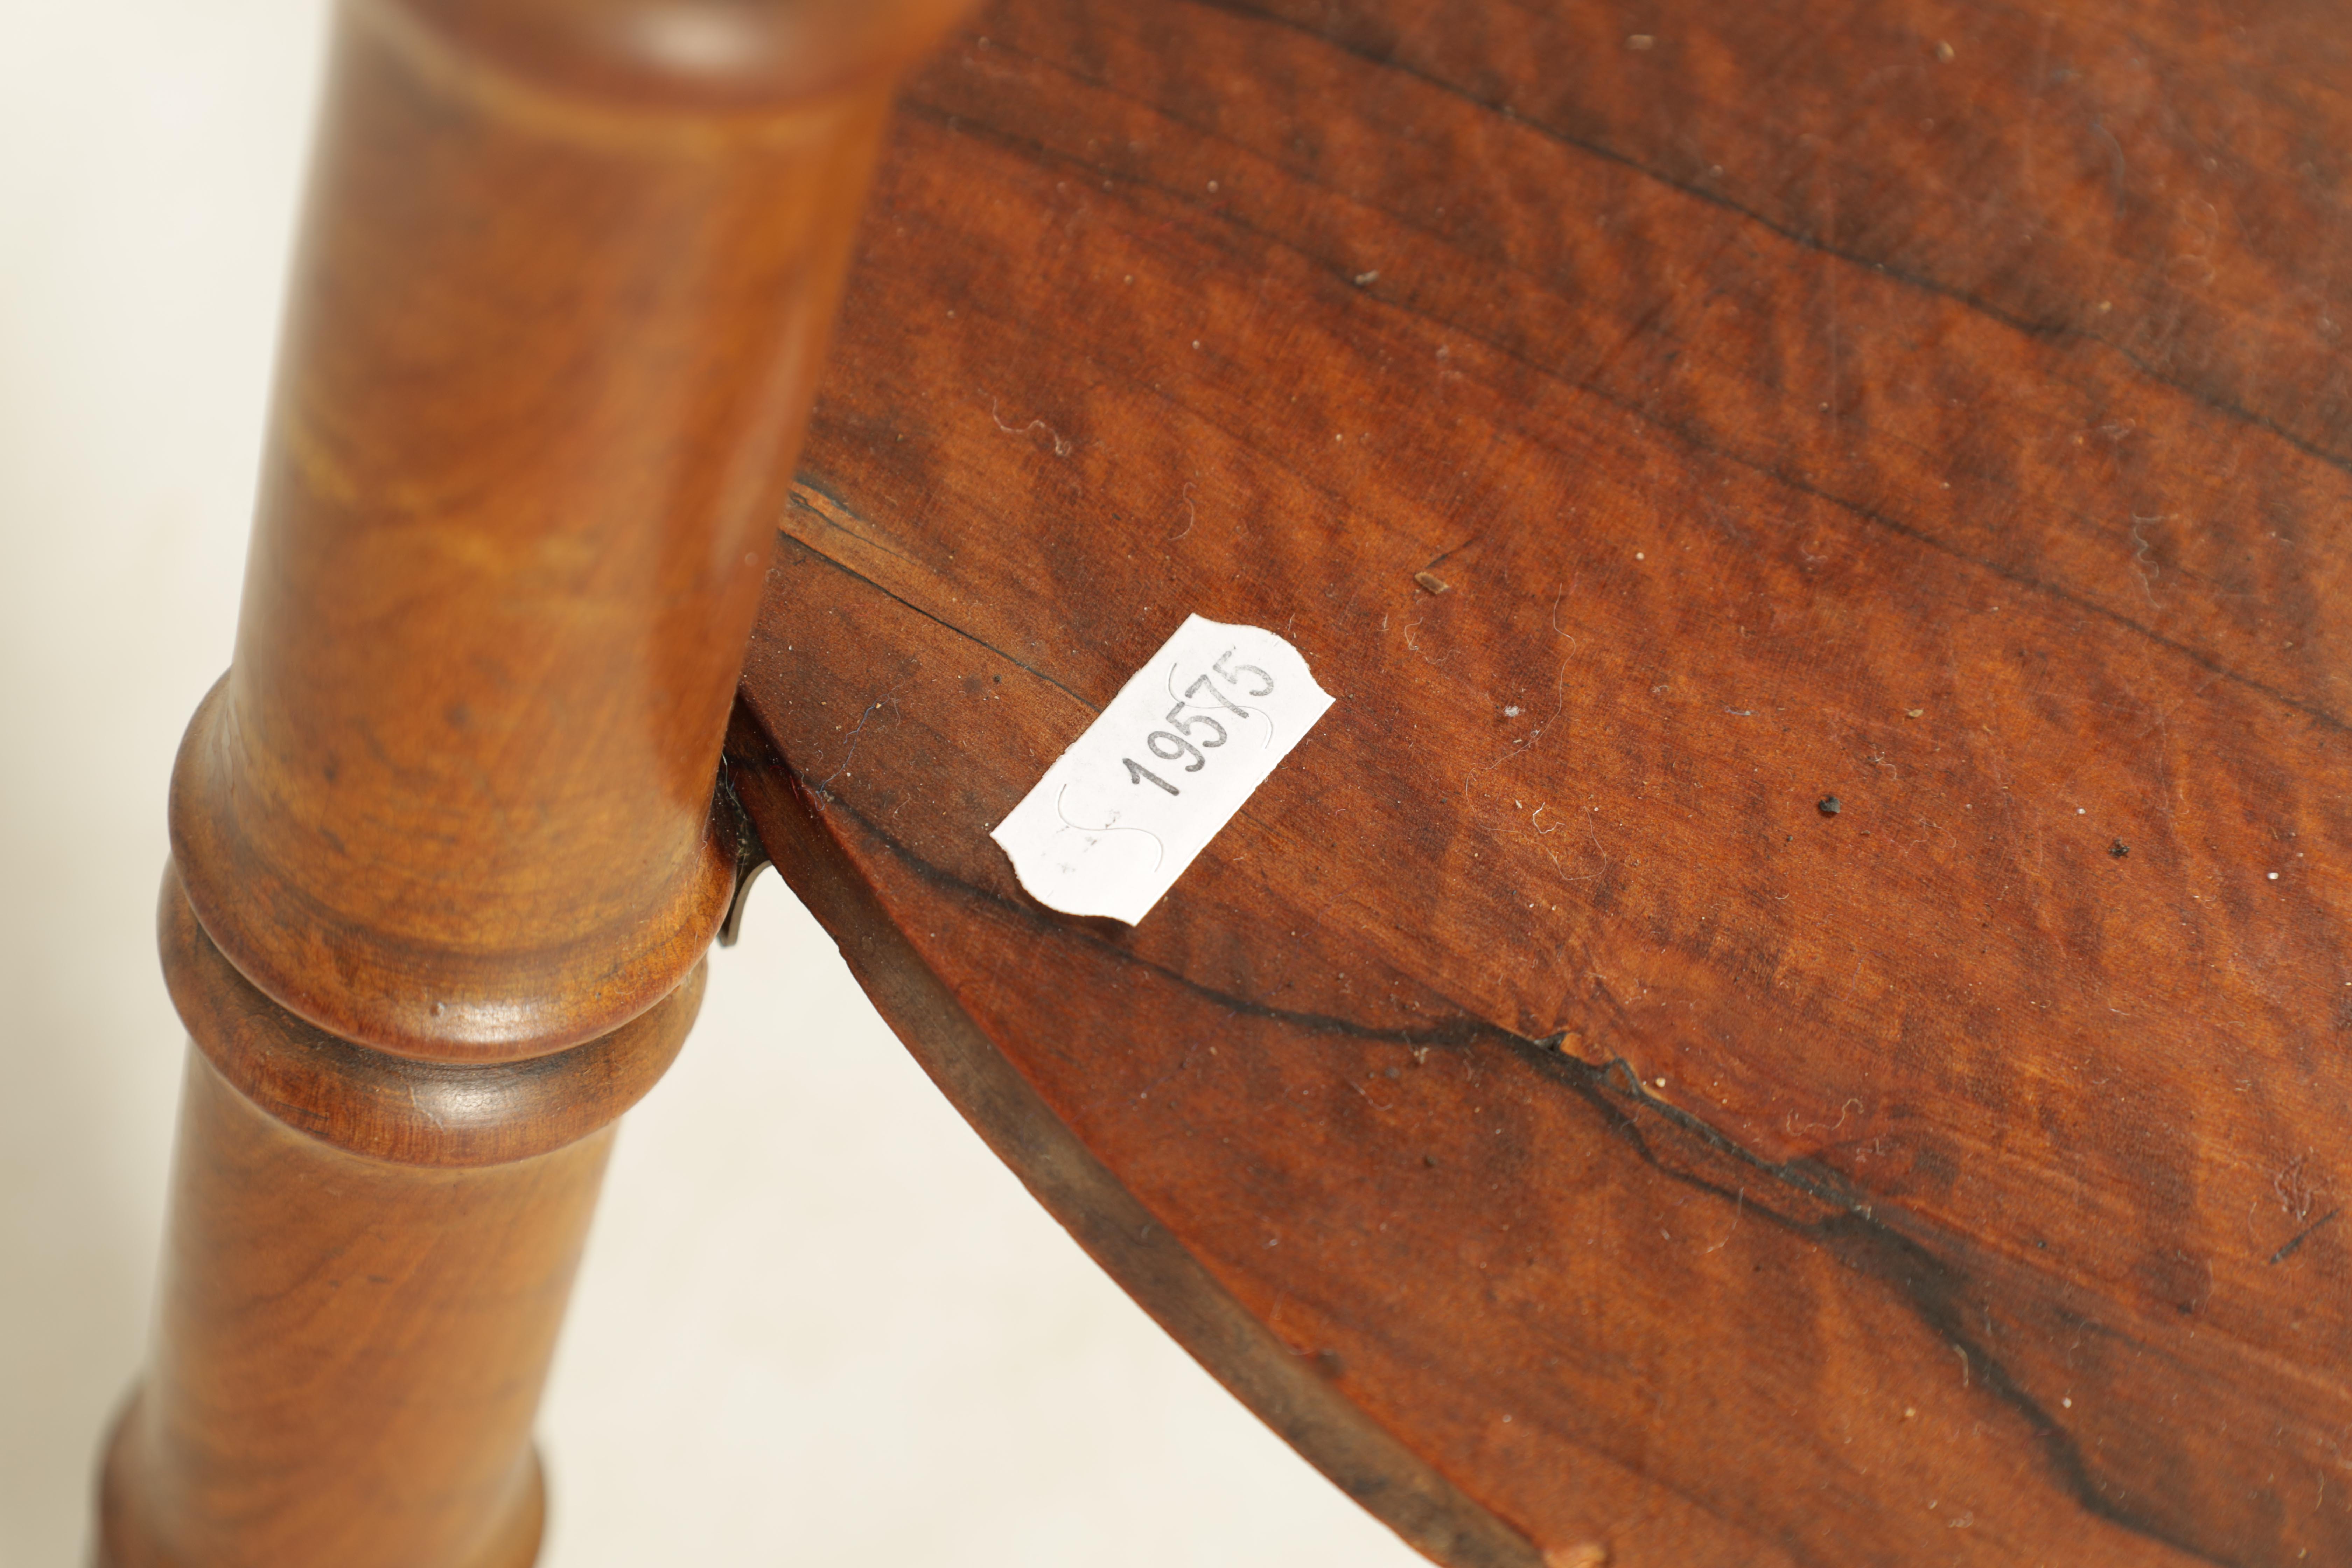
728, 2, 2352, 1562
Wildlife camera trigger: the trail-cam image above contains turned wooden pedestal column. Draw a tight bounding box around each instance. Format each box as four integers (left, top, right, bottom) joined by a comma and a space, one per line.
96, 1, 967, 1562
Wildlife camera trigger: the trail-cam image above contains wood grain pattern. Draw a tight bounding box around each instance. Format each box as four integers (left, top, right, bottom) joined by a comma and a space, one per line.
157, 860, 702, 1169
726, 713, 1548, 1568
168, 0, 946, 1064
731, 2, 2352, 1562
99, 1045, 603, 1568
104, 0, 972, 1561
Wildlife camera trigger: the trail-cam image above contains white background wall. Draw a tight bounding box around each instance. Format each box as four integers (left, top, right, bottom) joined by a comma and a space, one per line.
0, 4, 1424, 1563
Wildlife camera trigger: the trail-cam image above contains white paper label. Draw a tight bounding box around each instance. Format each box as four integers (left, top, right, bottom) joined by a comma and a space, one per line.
990, 614, 1335, 924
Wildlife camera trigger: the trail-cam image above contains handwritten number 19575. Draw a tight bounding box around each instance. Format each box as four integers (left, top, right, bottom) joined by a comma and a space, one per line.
1124, 646, 1277, 796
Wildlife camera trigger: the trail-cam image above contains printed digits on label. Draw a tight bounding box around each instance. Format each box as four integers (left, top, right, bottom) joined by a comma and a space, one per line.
1123, 758, 1181, 794
1164, 701, 1228, 747
1182, 675, 1251, 721
1147, 731, 1207, 771
1213, 648, 1275, 696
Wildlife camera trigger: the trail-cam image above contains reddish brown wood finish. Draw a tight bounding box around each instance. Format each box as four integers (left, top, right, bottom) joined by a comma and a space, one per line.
730, 2, 2352, 1563
104, 878, 695, 1567
170, 0, 968, 1064
105, 0, 968, 1562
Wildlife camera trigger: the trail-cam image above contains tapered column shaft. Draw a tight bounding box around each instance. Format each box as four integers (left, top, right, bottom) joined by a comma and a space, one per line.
175, 0, 966, 1065
104, 870, 703, 1567
100, 0, 973, 1561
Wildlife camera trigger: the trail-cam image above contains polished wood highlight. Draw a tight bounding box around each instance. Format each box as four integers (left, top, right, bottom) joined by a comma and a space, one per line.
729, 2, 2352, 1563
105, 0, 969, 1562
99, 1038, 608, 1568
167, 0, 964, 1064
726, 713, 1546, 1568
158, 860, 701, 1169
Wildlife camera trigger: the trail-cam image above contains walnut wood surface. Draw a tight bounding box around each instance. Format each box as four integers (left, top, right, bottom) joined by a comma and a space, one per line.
168, 0, 951, 1063
725, 718, 1547, 1568
104, 871, 707, 1568
105, 0, 973, 1562
104, 869, 707, 1568
731, 2, 2352, 1563
158, 861, 703, 1168
100, 1045, 601, 1568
